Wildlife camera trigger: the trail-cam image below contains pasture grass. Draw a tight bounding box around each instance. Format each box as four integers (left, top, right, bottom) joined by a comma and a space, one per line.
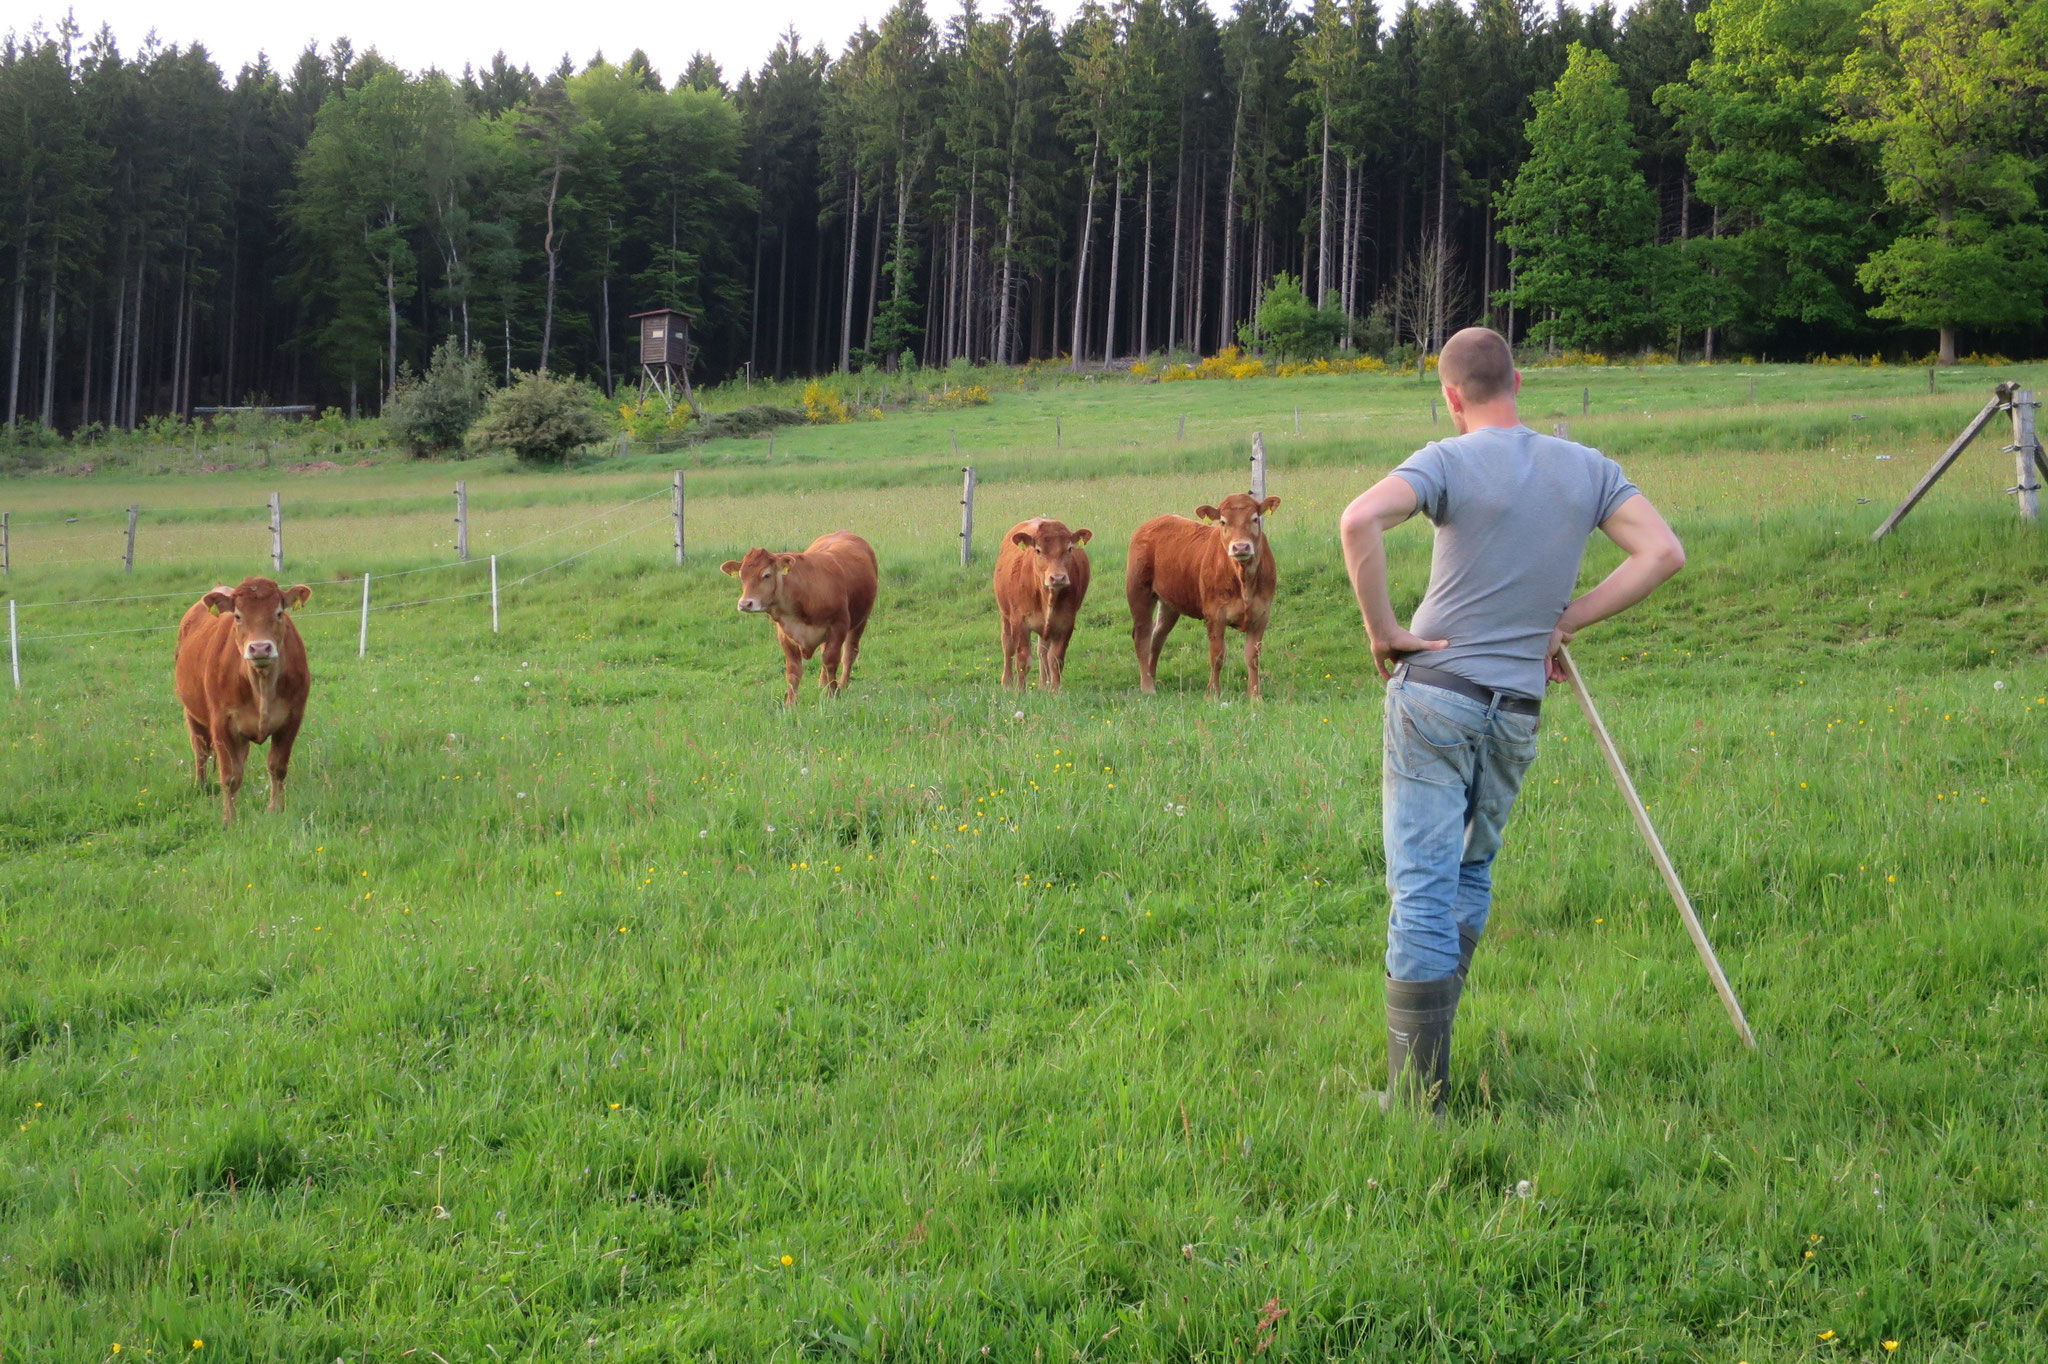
2, 364, 2046, 1360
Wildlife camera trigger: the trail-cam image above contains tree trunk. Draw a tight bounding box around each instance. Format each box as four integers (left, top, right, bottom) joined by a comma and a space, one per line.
6, 268, 24, 427
808, 222, 825, 376
108, 268, 127, 429
840, 167, 861, 372
224, 222, 241, 406
1220, 86, 1243, 349
1105, 165, 1125, 364
39, 271, 59, 428
1139, 160, 1154, 360
1168, 143, 1185, 354
602, 269, 613, 395
1071, 131, 1101, 370
1192, 155, 1208, 354
774, 220, 790, 380
749, 197, 764, 379
998, 166, 1019, 366
961, 163, 978, 362
386, 259, 400, 399
1318, 111, 1332, 303
539, 163, 563, 373
864, 190, 883, 357
128, 254, 145, 428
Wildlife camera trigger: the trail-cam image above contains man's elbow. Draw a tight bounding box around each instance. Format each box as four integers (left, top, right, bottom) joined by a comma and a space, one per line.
1337, 502, 1379, 546
1658, 534, 1686, 578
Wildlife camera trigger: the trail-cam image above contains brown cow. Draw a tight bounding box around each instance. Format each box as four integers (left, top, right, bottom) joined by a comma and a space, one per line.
720, 531, 878, 704
173, 575, 314, 826
993, 517, 1093, 691
1126, 492, 1281, 699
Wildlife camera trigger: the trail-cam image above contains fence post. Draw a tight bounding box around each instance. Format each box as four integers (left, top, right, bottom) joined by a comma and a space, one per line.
4, 510, 12, 576
1430, 397, 1438, 425
2013, 388, 2041, 523
1055, 416, 1062, 449
455, 481, 469, 562
269, 492, 283, 574
959, 466, 976, 567
1929, 367, 1936, 396
1747, 376, 1755, 406
672, 470, 685, 564
1178, 413, 1186, 442
950, 427, 958, 456
358, 573, 371, 658
1293, 405, 1300, 434
8, 598, 16, 690
490, 555, 500, 632
1554, 421, 1570, 440
124, 505, 139, 574
1250, 431, 1266, 500
1583, 387, 1590, 417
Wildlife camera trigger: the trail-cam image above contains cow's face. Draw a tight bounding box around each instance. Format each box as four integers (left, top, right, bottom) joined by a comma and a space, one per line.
720, 548, 793, 615
1011, 521, 1092, 595
1195, 493, 1281, 565
205, 576, 310, 671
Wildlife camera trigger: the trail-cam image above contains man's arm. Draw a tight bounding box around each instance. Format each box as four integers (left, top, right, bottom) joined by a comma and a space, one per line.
1544, 493, 1686, 682
1339, 475, 1449, 680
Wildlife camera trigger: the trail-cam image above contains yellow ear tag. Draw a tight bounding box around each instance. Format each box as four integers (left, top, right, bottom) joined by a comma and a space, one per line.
778, 562, 790, 575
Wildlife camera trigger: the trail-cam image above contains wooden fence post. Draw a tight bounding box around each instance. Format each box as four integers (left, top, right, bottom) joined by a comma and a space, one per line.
7, 598, 16, 690
1583, 387, 1590, 417
672, 470, 685, 564
1, 512, 8, 576
1430, 397, 1438, 425
490, 555, 500, 632
1554, 422, 1570, 440
270, 493, 283, 574
1055, 416, 1062, 448
950, 427, 958, 456
1250, 432, 1267, 499
1872, 387, 2009, 540
1293, 405, 1300, 434
455, 481, 469, 562
1177, 413, 1186, 442
358, 573, 371, 658
1929, 368, 1936, 395
123, 505, 138, 573
959, 467, 976, 567
2013, 388, 2041, 523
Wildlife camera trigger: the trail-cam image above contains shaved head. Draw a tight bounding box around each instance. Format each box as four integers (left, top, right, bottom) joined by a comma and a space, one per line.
1438, 327, 1517, 405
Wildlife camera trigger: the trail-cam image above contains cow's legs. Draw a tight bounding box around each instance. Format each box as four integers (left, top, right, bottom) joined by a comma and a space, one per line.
819, 628, 847, 696
213, 725, 249, 827
1044, 631, 1071, 691
1244, 627, 1265, 701
185, 714, 213, 788
841, 617, 869, 688
999, 619, 1016, 687
780, 637, 805, 706
1205, 617, 1228, 695
267, 717, 302, 814
1126, 568, 1160, 693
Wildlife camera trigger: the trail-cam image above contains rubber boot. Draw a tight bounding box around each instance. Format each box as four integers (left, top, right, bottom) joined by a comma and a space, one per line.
1381, 973, 1461, 1118
1455, 927, 1482, 989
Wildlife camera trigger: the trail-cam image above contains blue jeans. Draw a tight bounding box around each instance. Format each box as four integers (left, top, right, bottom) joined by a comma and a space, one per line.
1382, 672, 1541, 982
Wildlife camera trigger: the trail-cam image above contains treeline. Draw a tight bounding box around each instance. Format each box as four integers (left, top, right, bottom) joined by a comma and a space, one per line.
3, 0, 2045, 435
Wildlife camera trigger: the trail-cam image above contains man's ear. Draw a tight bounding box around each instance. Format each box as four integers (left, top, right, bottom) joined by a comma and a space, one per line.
1259, 496, 1281, 515
1072, 528, 1093, 546
1194, 505, 1220, 522
203, 587, 235, 615
719, 560, 743, 577
1010, 530, 1037, 550
283, 584, 312, 608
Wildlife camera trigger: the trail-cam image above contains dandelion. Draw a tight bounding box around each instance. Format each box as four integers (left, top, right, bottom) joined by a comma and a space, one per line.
780, 1254, 794, 1266
1819, 1330, 1835, 1341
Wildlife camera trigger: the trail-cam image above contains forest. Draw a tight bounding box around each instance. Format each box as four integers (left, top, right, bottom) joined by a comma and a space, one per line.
2, 0, 2044, 435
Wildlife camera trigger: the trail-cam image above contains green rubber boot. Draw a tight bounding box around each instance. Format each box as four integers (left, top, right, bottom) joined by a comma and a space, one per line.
1381, 973, 1462, 1118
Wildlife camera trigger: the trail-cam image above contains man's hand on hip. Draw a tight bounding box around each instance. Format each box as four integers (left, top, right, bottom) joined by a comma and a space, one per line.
1543, 621, 1575, 684
1371, 627, 1450, 680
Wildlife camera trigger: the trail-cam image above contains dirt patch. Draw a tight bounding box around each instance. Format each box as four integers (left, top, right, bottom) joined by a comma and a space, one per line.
197, 460, 240, 473
63, 462, 96, 476
284, 460, 345, 473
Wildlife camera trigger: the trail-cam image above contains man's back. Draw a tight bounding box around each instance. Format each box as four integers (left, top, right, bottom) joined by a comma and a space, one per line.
1392, 425, 1638, 699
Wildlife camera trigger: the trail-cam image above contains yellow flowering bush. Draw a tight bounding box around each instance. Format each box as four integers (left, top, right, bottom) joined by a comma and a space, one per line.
922, 384, 992, 410
1127, 360, 1155, 379
801, 381, 853, 425
618, 397, 693, 443
1525, 349, 1611, 368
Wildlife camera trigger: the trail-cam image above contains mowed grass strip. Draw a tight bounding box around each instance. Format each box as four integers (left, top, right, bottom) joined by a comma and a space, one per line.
1, 371, 2045, 1359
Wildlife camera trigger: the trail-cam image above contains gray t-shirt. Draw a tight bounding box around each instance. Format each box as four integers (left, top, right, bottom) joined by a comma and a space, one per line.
1391, 424, 1639, 700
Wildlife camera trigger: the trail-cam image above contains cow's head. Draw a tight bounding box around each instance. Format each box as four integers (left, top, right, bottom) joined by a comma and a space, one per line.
204, 576, 310, 671
720, 548, 794, 615
1195, 493, 1281, 565
1010, 520, 1092, 595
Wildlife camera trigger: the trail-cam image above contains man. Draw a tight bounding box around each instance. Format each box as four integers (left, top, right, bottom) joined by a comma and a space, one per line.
1338, 327, 1685, 1115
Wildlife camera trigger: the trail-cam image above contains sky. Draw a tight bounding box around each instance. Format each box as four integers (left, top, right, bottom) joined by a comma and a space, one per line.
19, 0, 1100, 86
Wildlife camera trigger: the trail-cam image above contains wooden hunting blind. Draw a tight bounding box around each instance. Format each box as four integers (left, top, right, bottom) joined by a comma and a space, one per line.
631, 307, 701, 417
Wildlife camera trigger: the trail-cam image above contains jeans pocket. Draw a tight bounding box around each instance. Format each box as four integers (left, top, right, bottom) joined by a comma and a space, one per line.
1395, 682, 1483, 751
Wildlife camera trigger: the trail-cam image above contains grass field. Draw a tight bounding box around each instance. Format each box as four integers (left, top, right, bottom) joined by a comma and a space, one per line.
4, 363, 2046, 1361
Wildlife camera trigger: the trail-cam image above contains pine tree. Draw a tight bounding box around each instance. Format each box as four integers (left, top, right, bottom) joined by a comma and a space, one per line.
1496, 42, 1657, 352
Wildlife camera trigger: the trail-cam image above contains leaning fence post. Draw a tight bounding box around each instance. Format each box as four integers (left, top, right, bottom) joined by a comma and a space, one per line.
1250, 432, 1267, 500
490, 555, 500, 632
8, 598, 17, 690
455, 481, 469, 562
124, 505, 139, 574
269, 492, 283, 574
2013, 388, 2041, 523
959, 466, 976, 567
672, 470, 685, 563
357, 572, 371, 659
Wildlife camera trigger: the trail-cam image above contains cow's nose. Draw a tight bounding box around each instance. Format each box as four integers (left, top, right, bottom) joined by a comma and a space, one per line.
737, 599, 757, 613
245, 641, 277, 661
1047, 573, 1069, 587
1229, 541, 1255, 559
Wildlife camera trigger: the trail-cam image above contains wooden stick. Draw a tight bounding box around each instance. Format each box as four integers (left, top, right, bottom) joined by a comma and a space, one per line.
2011, 388, 2040, 523
1871, 389, 2006, 540
1559, 645, 1757, 1050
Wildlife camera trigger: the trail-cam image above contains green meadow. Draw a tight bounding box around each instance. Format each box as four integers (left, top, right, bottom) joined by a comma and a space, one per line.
3, 363, 2046, 1361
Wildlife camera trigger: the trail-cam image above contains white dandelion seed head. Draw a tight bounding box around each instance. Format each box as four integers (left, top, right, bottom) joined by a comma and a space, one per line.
1515, 1180, 1533, 1198
1994, 680, 2006, 691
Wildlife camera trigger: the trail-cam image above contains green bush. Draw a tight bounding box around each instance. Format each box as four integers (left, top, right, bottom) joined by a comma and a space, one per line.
470, 370, 608, 464
386, 337, 493, 457
1238, 271, 1347, 361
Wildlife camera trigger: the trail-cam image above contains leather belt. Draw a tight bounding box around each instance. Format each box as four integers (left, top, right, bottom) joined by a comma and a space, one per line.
1396, 662, 1541, 716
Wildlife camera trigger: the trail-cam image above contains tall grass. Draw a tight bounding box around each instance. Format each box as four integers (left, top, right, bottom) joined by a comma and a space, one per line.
1, 371, 2044, 1360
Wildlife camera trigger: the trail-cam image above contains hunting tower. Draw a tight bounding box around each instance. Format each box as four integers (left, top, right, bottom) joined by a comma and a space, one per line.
632, 307, 701, 417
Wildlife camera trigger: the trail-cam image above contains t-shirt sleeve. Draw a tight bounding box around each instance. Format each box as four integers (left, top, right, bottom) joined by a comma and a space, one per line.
1593, 454, 1640, 523
1391, 443, 1452, 523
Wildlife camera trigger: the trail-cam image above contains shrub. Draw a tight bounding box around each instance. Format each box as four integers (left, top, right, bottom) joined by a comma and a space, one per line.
386, 337, 493, 456
619, 396, 694, 444
802, 381, 853, 424
471, 371, 607, 463
1238, 272, 1347, 361
921, 384, 991, 410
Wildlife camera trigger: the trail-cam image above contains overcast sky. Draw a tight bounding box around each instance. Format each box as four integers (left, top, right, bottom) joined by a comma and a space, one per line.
20, 1, 1102, 86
